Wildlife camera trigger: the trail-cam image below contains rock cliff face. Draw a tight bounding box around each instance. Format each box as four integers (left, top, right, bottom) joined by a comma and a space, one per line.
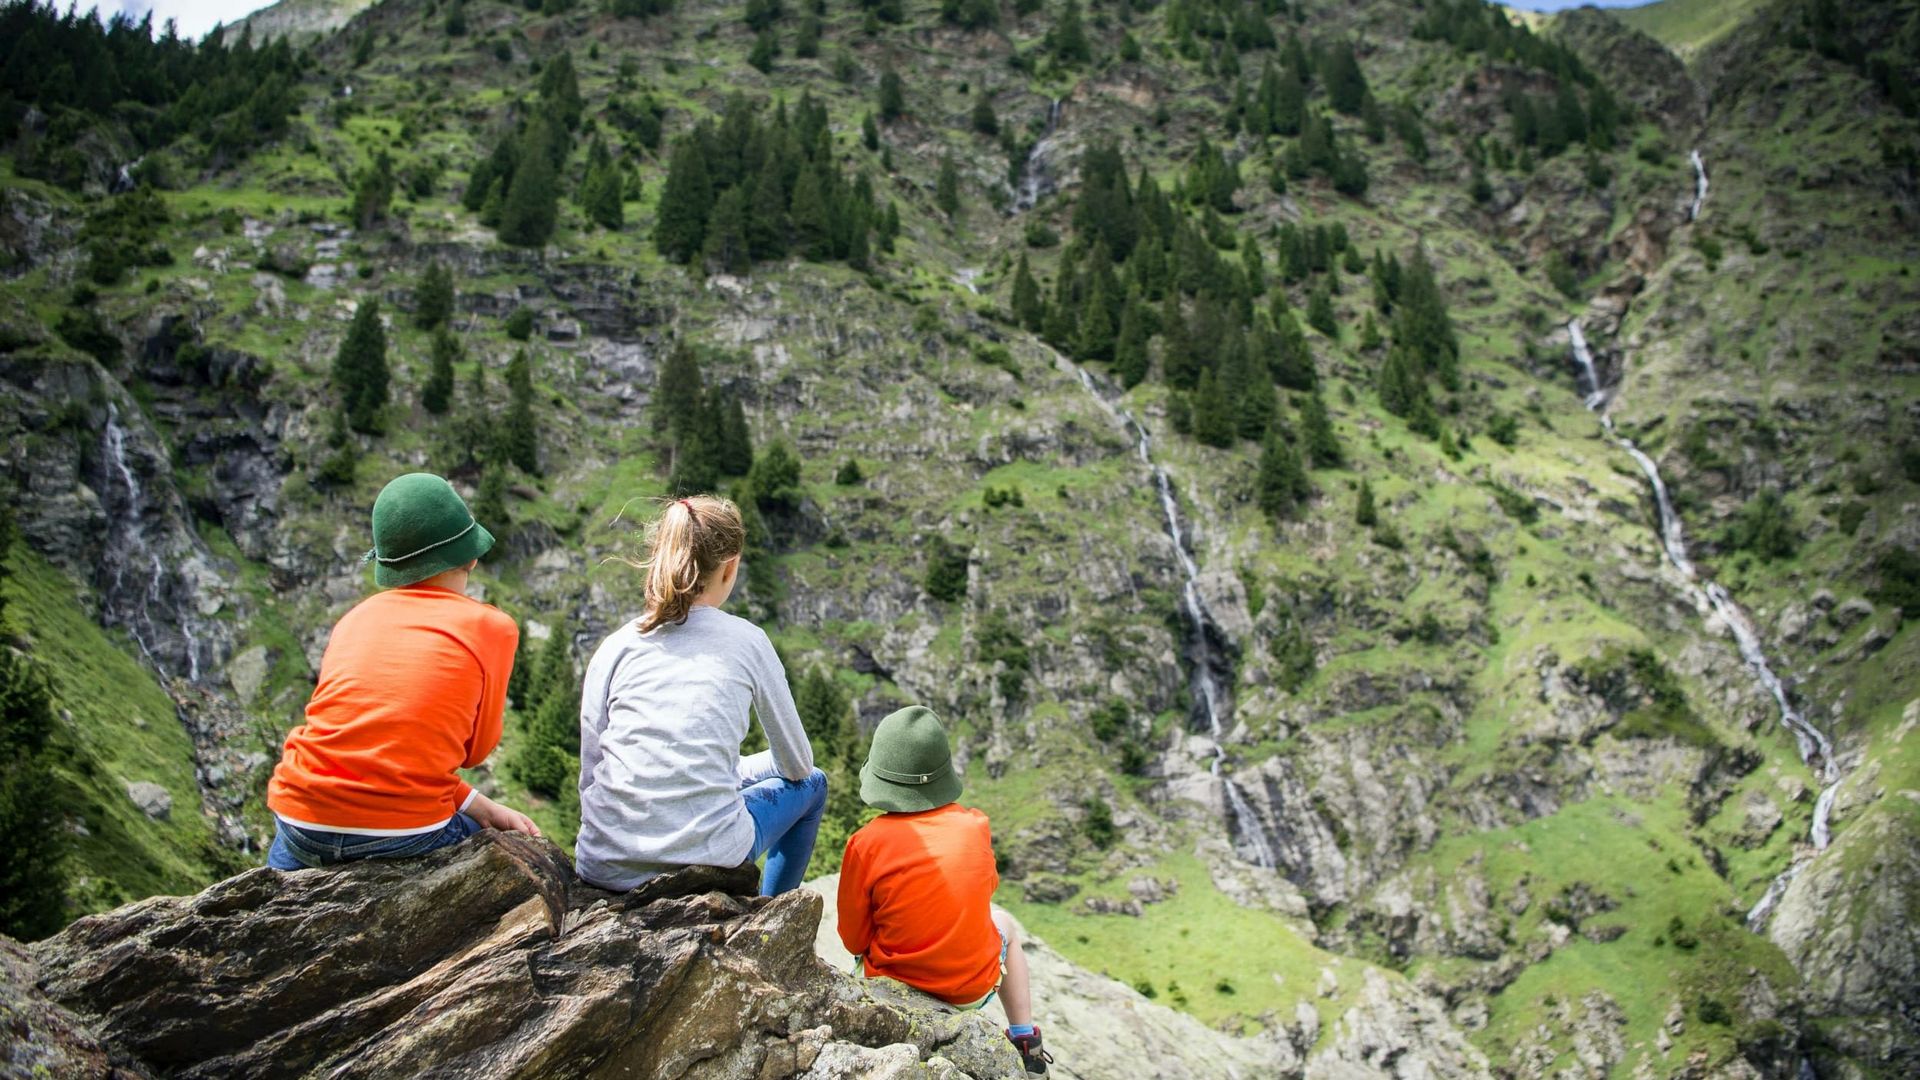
7, 834, 1023, 1080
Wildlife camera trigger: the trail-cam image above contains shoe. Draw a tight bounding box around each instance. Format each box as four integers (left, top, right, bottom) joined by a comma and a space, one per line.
1007, 1027, 1053, 1075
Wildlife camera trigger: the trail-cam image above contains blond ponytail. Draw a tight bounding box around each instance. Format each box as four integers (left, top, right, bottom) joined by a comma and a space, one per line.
635, 495, 747, 633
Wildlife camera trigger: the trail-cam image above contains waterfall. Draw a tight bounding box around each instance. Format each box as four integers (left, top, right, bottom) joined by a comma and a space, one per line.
1688, 150, 1709, 222
101, 403, 205, 683
1052, 351, 1281, 869
1566, 321, 1841, 924
1012, 98, 1064, 213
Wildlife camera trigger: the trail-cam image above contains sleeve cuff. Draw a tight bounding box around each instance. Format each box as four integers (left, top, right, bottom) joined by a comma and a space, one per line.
458, 785, 478, 812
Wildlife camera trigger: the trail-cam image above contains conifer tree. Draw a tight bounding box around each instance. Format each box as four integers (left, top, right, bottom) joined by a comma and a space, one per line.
474, 461, 510, 538
1011, 253, 1044, 332
1323, 40, 1369, 115
718, 392, 755, 477
1049, 0, 1092, 64
507, 620, 531, 710
539, 51, 584, 131
747, 440, 803, 510
1192, 369, 1236, 448
654, 134, 713, 263
1307, 282, 1338, 337
1354, 477, 1378, 526
1359, 312, 1383, 350
1299, 390, 1342, 467
334, 298, 390, 433
504, 348, 539, 474
747, 159, 789, 259
789, 167, 833, 258
935, 155, 961, 216
878, 68, 906, 120
702, 186, 751, 274
1077, 272, 1115, 361
499, 118, 560, 248
749, 28, 777, 73
1257, 425, 1309, 518
581, 158, 624, 231
1160, 290, 1196, 388
423, 326, 458, 415
655, 342, 704, 443
1236, 363, 1276, 440
414, 261, 454, 330
1115, 301, 1150, 387
510, 624, 578, 799
861, 112, 880, 151
971, 95, 998, 136
350, 151, 395, 230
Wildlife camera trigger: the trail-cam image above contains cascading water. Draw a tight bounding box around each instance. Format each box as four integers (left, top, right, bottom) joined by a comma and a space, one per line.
1688, 150, 1709, 222
1012, 99, 1063, 213
101, 403, 205, 682
1566, 322, 1840, 928
1056, 354, 1281, 869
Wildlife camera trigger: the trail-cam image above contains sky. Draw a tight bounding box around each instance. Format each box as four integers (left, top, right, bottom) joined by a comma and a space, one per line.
99, 0, 286, 41
112, 0, 1667, 45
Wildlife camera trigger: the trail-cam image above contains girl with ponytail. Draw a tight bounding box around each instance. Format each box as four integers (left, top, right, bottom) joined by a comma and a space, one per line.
575, 494, 826, 896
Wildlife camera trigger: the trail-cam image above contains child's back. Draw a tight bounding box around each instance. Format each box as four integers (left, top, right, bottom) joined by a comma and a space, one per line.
839, 802, 1000, 1003
575, 604, 812, 890
265, 472, 538, 871
270, 586, 515, 831
836, 705, 1053, 1073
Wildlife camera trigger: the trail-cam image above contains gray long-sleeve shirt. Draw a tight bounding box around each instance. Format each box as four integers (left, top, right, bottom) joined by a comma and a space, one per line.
574, 605, 814, 891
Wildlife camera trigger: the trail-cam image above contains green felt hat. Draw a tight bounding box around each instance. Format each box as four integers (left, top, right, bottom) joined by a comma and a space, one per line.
859, 705, 962, 814
364, 473, 494, 588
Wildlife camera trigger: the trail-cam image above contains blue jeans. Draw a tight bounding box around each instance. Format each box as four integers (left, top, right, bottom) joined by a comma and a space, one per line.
738, 751, 828, 896
267, 813, 480, 870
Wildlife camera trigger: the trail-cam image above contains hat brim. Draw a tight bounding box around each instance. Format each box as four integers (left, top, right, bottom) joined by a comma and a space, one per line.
859, 759, 962, 814
373, 521, 496, 588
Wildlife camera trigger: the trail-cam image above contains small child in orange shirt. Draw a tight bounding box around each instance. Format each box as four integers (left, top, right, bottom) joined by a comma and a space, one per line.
836, 706, 1053, 1074
266, 473, 539, 869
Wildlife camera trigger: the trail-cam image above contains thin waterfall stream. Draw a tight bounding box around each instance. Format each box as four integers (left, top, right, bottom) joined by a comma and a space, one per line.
1688, 148, 1709, 222
1565, 321, 1840, 930
1054, 352, 1281, 869
1012, 98, 1064, 213
102, 402, 206, 683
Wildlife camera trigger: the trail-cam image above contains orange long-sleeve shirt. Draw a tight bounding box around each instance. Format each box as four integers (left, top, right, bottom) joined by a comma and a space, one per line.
836, 804, 1001, 1004
267, 585, 517, 833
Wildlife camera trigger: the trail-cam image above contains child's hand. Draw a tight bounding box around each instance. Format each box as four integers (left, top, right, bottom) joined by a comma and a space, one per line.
469, 792, 542, 838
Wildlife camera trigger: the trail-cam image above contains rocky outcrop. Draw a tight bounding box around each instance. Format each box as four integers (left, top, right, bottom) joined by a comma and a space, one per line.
803, 876, 1490, 1080
10, 834, 1023, 1079
1768, 789, 1920, 1073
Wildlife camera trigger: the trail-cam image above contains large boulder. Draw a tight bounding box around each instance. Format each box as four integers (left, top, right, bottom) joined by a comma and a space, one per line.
11, 833, 1022, 1079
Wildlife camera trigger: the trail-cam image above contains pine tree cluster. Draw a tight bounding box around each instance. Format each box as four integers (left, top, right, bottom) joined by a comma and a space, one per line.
0, 3, 304, 183
654, 92, 893, 273
507, 623, 581, 837
654, 343, 757, 497
463, 53, 595, 248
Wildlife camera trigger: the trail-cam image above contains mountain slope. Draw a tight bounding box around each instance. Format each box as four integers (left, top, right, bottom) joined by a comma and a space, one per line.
2, 0, 1917, 1075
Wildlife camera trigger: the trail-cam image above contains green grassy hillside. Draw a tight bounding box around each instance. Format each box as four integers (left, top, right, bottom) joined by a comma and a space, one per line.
1613, 0, 1768, 58
2, 0, 1917, 1071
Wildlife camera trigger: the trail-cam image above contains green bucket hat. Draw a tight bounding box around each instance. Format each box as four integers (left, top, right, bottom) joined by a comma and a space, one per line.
363, 473, 495, 588
859, 705, 963, 814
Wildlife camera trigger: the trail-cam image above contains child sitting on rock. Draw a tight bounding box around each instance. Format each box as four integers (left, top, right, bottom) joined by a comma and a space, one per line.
836, 706, 1054, 1075
575, 494, 825, 897
266, 473, 539, 870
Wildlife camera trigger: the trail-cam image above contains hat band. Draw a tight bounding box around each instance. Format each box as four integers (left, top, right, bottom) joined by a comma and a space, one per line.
871, 761, 951, 786
360, 518, 479, 566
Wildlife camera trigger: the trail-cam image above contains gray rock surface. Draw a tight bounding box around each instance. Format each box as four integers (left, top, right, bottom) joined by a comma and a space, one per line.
123, 781, 171, 821
13, 834, 1025, 1080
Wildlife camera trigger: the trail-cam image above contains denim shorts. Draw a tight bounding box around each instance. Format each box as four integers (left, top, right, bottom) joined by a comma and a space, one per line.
267, 813, 480, 870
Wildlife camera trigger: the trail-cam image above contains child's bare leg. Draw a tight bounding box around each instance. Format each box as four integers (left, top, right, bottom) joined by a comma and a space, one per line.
991, 907, 1033, 1028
